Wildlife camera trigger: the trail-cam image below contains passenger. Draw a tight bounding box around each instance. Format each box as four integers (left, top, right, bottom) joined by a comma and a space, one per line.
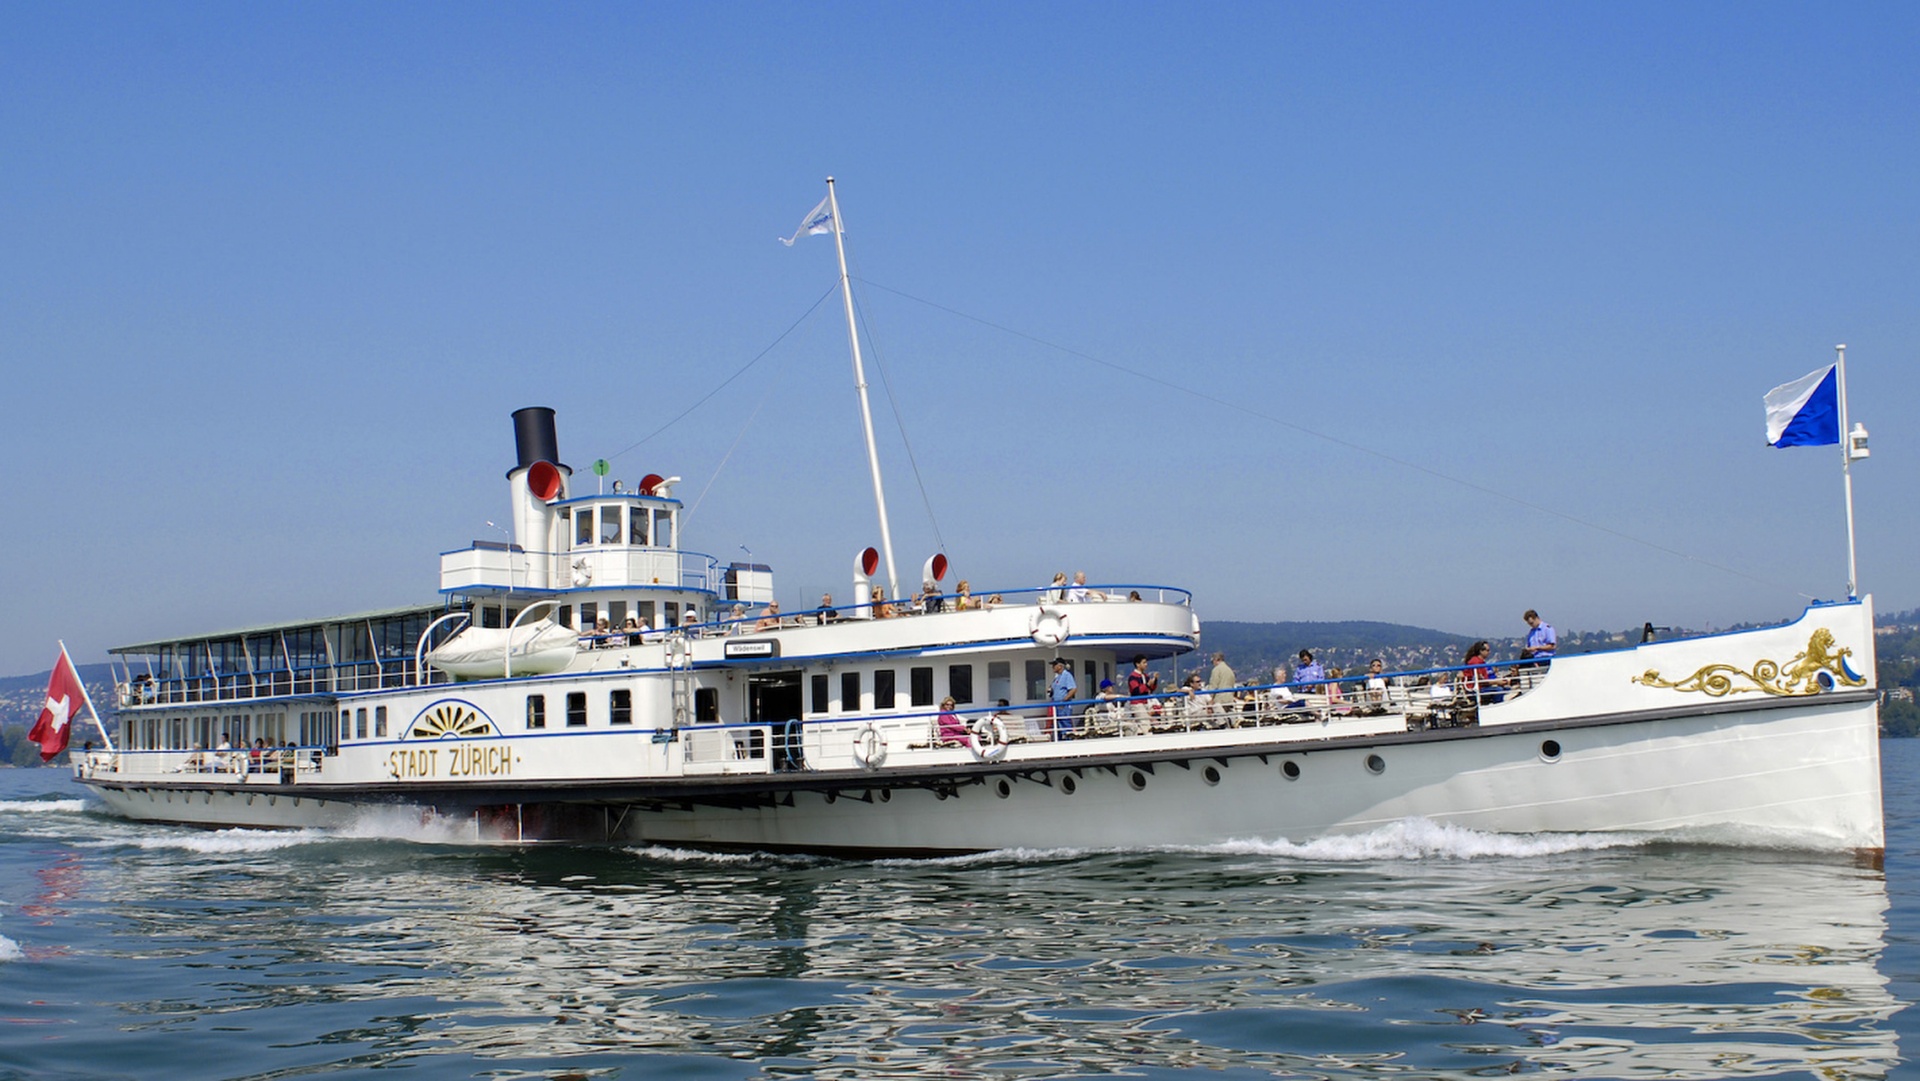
1521, 610, 1557, 660
754, 602, 783, 632
610, 616, 637, 648
1049, 658, 1077, 739
1205, 652, 1236, 696
872, 586, 897, 619
935, 696, 973, 747
1463, 641, 1506, 703
983, 593, 1004, 609
728, 604, 749, 634
1045, 572, 1068, 602
250, 738, 267, 772
216, 734, 234, 771
1364, 658, 1389, 705
920, 581, 945, 614
591, 614, 612, 647
1292, 650, 1326, 692
953, 580, 974, 611
1127, 590, 1142, 601
818, 593, 838, 623
1066, 572, 1089, 603
1325, 666, 1345, 706
1126, 654, 1160, 697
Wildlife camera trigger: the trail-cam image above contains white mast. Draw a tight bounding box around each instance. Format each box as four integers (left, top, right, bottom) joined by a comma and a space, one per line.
1836, 343, 1859, 600
824, 177, 900, 601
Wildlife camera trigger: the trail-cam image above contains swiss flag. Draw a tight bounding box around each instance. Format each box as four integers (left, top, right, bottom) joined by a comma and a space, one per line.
28, 647, 86, 762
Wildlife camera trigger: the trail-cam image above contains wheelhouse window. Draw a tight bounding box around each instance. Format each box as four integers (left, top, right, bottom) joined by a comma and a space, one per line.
610, 688, 632, 725
874, 670, 896, 710
575, 506, 594, 546
526, 695, 546, 729
910, 666, 934, 708
652, 508, 673, 549
599, 505, 622, 544
629, 509, 648, 546
566, 692, 587, 727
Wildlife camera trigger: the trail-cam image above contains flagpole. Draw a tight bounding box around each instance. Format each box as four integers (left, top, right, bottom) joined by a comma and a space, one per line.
59, 640, 115, 754
824, 176, 901, 601
1836, 343, 1858, 600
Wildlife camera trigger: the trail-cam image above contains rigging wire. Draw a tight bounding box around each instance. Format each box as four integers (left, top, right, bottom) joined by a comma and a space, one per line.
842, 251, 948, 558
681, 371, 784, 526
853, 276, 1816, 603
602, 281, 840, 465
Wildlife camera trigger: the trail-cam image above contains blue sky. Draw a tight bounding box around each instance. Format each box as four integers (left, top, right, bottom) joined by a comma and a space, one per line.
5, 2, 1917, 676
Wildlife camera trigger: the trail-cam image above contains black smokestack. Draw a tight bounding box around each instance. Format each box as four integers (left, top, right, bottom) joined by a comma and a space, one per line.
511, 406, 560, 470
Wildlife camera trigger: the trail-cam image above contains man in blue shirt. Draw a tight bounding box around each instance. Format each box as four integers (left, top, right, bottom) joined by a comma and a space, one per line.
1522, 610, 1557, 660
1293, 649, 1327, 690
1049, 658, 1078, 739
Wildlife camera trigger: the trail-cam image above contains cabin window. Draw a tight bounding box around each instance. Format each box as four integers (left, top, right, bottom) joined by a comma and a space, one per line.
1025, 660, 1047, 701
638, 601, 656, 628
374, 706, 387, 738
340, 709, 351, 741
355, 708, 368, 739
580, 602, 598, 630
608, 600, 627, 628
874, 670, 897, 709
988, 661, 1012, 704
841, 671, 860, 713
694, 687, 719, 723
558, 605, 572, 629
600, 505, 622, 544
910, 667, 934, 708
949, 664, 974, 705
664, 601, 680, 629
1084, 661, 1096, 697
566, 692, 587, 727
653, 508, 673, 548
526, 695, 546, 729
629, 509, 648, 546
810, 674, 829, 714
480, 606, 502, 629
610, 688, 632, 725
575, 507, 594, 546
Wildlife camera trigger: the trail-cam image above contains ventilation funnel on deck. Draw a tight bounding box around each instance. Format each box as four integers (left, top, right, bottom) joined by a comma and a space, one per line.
511, 406, 561, 472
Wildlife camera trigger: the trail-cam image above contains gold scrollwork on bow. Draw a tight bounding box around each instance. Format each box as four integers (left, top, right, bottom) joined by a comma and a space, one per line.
1632, 628, 1866, 698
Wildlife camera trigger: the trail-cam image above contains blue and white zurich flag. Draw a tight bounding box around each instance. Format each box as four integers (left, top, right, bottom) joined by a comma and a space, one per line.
1764, 364, 1840, 448
780, 196, 835, 246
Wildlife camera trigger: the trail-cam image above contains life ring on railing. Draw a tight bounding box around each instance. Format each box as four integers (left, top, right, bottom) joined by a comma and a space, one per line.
970, 718, 1010, 762
1030, 604, 1070, 648
851, 724, 889, 769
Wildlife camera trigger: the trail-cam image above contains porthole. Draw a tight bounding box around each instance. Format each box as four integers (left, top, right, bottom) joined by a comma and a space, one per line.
1540, 739, 1563, 762
1060, 775, 1078, 795
1128, 770, 1147, 791
878, 789, 892, 803
824, 791, 837, 804
996, 779, 1012, 799
1364, 753, 1386, 775
1202, 766, 1222, 786
1281, 760, 1301, 780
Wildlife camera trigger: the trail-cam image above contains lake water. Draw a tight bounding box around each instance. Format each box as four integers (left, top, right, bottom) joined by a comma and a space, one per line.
3, 742, 1918, 1080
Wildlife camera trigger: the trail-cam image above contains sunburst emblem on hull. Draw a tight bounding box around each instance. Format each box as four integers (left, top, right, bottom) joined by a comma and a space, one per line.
1633, 628, 1867, 698
407, 700, 498, 739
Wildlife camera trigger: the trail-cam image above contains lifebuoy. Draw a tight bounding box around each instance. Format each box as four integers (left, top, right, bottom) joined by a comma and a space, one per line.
852, 724, 889, 769
970, 719, 1010, 762
1030, 604, 1069, 648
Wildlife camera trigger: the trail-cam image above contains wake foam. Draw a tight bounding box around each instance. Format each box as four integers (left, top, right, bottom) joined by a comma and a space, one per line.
119, 829, 325, 855
0, 935, 22, 962
1204, 818, 1655, 861
332, 805, 477, 845
0, 799, 90, 814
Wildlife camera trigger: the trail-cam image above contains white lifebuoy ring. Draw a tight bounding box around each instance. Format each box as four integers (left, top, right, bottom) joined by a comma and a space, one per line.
1030, 604, 1069, 648
970, 718, 1010, 762
852, 724, 888, 769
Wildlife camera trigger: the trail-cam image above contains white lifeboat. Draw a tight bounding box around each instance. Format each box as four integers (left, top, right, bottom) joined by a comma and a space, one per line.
426, 620, 579, 679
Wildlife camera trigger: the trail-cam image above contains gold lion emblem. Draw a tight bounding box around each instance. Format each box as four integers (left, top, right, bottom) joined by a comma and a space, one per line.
1633, 628, 1866, 698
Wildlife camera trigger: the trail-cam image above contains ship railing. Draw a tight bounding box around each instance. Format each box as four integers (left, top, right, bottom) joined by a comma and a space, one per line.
646, 582, 1194, 638
73, 744, 329, 780
115, 656, 440, 705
